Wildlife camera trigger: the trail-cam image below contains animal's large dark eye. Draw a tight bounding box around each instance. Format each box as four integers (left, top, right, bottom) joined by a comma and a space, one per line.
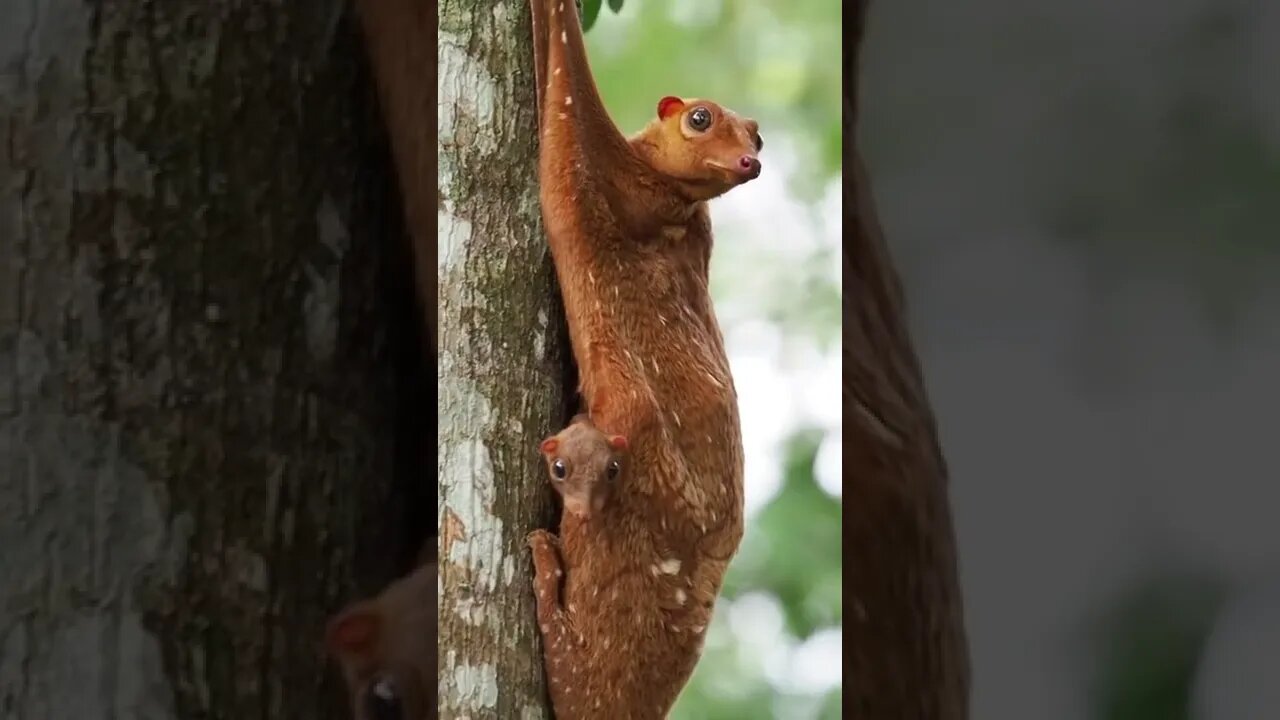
754, 134, 763, 151
606, 460, 620, 480
687, 107, 712, 131
363, 677, 403, 720
552, 459, 567, 480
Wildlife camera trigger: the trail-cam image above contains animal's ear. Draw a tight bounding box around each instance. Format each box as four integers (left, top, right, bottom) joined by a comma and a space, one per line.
608, 434, 628, 451
540, 437, 559, 454
657, 96, 685, 120
325, 602, 380, 660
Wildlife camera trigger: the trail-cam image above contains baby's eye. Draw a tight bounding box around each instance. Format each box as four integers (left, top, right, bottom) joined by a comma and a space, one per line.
687, 107, 712, 132
552, 459, 567, 480
606, 460, 620, 480
364, 676, 403, 720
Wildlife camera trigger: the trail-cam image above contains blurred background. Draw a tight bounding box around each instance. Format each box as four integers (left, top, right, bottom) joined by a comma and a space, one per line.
591, 0, 1280, 717
585, 0, 843, 718
858, 1, 1280, 719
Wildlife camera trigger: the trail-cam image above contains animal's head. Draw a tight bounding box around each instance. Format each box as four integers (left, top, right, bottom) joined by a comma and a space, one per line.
325, 566, 437, 720
638, 96, 763, 200
539, 418, 628, 521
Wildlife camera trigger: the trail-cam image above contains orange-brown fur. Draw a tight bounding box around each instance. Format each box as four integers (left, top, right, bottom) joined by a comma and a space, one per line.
326, 542, 438, 720
540, 413, 629, 522
527, 0, 763, 717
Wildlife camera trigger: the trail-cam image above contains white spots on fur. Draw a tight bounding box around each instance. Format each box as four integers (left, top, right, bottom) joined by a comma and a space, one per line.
704, 371, 724, 389
565, 95, 573, 106
674, 589, 687, 605
554, 67, 561, 76
558, 112, 568, 120
588, 270, 596, 284
652, 359, 661, 376
649, 564, 659, 576
561, 30, 568, 44
555, 568, 562, 577
672, 411, 682, 428
659, 558, 681, 575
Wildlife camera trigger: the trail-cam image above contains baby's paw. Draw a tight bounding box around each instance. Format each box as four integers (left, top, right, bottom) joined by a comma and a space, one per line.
526, 528, 558, 549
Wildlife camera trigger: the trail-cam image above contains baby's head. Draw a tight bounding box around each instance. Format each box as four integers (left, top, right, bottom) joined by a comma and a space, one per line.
325, 561, 436, 720
539, 415, 628, 521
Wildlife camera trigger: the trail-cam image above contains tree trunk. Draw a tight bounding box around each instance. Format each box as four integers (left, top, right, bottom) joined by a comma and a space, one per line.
0, 2, 424, 718
437, 1, 567, 718
845, 2, 972, 718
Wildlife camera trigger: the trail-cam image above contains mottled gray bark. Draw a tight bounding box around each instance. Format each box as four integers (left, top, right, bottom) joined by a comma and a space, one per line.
437, 0, 567, 718
1, 2, 419, 718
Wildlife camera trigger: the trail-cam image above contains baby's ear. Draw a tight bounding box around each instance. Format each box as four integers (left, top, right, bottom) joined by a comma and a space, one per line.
540, 437, 559, 454
608, 434, 628, 451
325, 602, 380, 661
657, 96, 685, 120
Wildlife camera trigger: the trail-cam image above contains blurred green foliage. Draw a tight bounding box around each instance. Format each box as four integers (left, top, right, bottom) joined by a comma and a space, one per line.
585, 0, 842, 198
581, 2, 842, 717
1082, 571, 1225, 720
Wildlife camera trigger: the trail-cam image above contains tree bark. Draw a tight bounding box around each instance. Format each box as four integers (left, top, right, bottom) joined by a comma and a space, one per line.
0, 2, 423, 718
845, 2, 972, 718
437, 1, 567, 718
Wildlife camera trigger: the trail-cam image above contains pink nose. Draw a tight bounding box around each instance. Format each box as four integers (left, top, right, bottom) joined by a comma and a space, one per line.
738, 155, 761, 179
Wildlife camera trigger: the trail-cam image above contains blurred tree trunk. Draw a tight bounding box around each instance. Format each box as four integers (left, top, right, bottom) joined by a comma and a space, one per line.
437, 1, 567, 718
845, 2, 972, 718
0, 2, 423, 718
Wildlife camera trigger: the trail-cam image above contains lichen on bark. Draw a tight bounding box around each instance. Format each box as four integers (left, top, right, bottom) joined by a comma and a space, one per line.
437, 1, 568, 718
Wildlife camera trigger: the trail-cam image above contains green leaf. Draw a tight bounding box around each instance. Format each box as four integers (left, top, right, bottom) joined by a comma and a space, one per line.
721, 428, 843, 637
1086, 571, 1225, 720
581, 0, 602, 31
607, 0, 624, 11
